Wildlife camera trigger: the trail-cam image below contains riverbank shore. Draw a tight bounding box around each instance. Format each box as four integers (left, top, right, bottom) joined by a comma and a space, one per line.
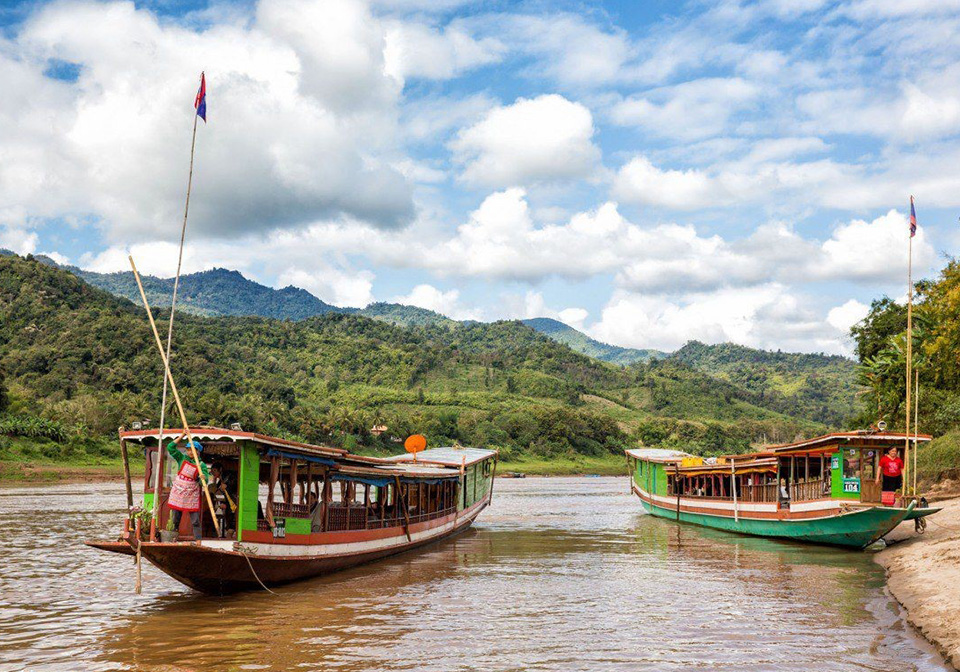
0, 454, 626, 483
0, 460, 139, 484
876, 490, 960, 669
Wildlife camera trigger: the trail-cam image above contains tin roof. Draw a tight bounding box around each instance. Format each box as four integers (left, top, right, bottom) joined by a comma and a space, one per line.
766, 431, 932, 454
119, 426, 346, 458
624, 448, 693, 463
386, 446, 497, 468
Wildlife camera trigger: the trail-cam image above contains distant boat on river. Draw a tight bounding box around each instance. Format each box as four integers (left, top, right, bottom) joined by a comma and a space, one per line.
625, 431, 940, 549
87, 426, 497, 594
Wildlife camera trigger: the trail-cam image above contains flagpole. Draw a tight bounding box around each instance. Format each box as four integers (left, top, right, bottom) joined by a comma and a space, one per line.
914, 369, 919, 495
903, 197, 914, 497
151, 76, 203, 535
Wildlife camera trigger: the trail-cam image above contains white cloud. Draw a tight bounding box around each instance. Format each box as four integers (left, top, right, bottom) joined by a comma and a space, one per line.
383, 20, 505, 81
589, 284, 850, 354
827, 299, 870, 333
278, 266, 374, 308
393, 283, 481, 320
558, 307, 588, 331
450, 94, 601, 188
0, 227, 38, 255
612, 157, 737, 210
610, 77, 760, 141
4, 0, 414, 243
819, 209, 935, 282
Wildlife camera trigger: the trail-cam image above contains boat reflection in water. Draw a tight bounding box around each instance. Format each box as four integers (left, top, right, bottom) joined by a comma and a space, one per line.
82, 478, 947, 672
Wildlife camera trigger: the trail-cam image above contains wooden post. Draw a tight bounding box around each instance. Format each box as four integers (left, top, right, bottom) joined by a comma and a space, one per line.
129, 256, 220, 536
731, 460, 739, 522
394, 476, 412, 542
675, 465, 681, 520
288, 459, 297, 506
119, 438, 133, 509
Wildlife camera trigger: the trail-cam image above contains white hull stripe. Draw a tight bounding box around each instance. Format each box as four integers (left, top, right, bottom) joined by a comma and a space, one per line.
633, 485, 847, 522
199, 497, 488, 559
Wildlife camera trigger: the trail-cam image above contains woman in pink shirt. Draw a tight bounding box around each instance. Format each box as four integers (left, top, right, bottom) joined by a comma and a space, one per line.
875, 446, 904, 493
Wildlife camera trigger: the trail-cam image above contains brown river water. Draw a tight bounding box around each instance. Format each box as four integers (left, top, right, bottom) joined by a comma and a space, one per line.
0, 477, 950, 672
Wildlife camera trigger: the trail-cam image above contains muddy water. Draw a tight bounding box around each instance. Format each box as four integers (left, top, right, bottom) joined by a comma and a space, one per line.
0, 478, 949, 672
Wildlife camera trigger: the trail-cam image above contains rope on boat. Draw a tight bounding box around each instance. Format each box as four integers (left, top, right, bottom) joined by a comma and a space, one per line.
238, 547, 277, 595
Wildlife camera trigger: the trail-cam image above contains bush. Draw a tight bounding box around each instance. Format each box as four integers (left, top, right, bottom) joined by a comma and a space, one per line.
0, 414, 68, 442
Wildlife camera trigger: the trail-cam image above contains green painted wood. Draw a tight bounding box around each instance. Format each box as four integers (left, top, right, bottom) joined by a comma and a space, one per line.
237, 443, 260, 542
638, 497, 910, 548
285, 517, 311, 535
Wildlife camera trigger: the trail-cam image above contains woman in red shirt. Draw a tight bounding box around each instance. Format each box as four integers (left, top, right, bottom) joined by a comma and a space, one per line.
876, 446, 904, 493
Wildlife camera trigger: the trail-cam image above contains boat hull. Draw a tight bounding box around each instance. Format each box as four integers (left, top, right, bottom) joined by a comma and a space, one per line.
105, 496, 489, 594
634, 487, 913, 549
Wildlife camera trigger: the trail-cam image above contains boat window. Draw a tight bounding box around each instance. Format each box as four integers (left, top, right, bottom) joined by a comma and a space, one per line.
861, 450, 878, 480
842, 449, 860, 479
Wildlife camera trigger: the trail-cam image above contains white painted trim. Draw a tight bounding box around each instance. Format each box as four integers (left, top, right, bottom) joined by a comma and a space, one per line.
198, 496, 489, 560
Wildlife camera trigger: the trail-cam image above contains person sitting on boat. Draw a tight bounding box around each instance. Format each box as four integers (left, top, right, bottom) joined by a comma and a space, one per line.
876, 446, 904, 494
166, 439, 210, 540
308, 491, 323, 533
778, 478, 791, 509
209, 462, 237, 537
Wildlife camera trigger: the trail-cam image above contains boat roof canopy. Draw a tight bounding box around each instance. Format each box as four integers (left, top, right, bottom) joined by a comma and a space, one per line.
624, 448, 693, 463
386, 446, 497, 468
763, 430, 932, 456
118, 428, 494, 474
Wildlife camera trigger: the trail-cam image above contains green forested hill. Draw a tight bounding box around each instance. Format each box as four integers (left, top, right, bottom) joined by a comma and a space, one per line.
671, 341, 860, 426
74, 267, 340, 319
521, 318, 665, 364
0, 254, 830, 471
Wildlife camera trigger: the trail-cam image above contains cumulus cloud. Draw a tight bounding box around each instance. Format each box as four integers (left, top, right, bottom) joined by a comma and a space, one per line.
589, 284, 853, 354
610, 77, 760, 141
827, 299, 870, 333
612, 149, 960, 212
383, 20, 505, 81
4, 0, 415, 243
450, 95, 601, 188
393, 284, 482, 320
408, 190, 934, 296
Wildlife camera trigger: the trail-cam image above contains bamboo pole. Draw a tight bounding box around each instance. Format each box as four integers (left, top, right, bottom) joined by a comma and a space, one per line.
129, 256, 220, 536
904, 214, 913, 494
914, 369, 919, 495
153, 85, 202, 531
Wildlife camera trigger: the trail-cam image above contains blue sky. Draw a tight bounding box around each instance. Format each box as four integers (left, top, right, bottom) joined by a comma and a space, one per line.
3, 0, 960, 354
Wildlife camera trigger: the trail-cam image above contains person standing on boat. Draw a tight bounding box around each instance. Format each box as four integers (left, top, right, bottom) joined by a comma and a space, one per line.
876, 446, 904, 494
166, 439, 210, 540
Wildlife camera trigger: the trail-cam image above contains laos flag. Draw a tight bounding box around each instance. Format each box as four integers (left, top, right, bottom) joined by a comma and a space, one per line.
194, 72, 207, 122
909, 195, 917, 238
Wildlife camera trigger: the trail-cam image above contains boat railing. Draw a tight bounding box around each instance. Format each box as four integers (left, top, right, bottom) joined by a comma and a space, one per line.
789, 478, 831, 502
739, 483, 778, 503
255, 502, 462, 534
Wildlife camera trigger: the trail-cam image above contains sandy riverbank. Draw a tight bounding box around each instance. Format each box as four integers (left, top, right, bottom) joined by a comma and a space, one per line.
876, 487, 960, 669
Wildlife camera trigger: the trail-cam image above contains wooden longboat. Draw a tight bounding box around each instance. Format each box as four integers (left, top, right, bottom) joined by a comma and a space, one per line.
86, 427, 497, 594
626, 431, 940, 549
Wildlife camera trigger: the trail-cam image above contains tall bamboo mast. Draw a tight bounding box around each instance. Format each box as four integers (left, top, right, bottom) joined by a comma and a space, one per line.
904, 198, 914, 495
151, 75, 203, 535
914, 369, 919, 495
